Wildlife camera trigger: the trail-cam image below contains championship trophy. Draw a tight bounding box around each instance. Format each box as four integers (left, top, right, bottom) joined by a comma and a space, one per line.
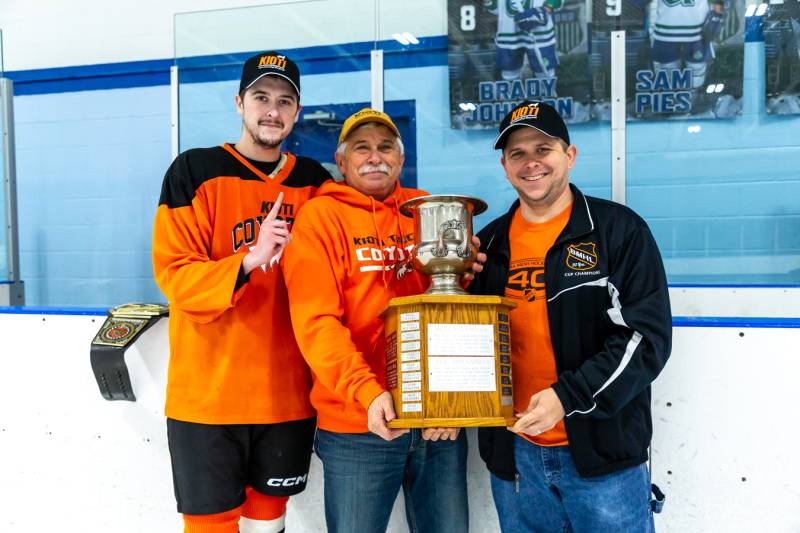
384, 195, 516, 428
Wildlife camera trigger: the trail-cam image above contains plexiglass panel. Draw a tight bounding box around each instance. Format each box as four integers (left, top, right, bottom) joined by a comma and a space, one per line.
627, 4, 800, 284
175, 0, 377, 153
0, 28, 8, 281
175, 1, 795, 285
175, 0, 376, 59
379, 0, 611, 229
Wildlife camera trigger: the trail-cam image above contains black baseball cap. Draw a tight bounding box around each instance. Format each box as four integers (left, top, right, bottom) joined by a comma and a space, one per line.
494, 100, 570, 150
239, 51, 300, 98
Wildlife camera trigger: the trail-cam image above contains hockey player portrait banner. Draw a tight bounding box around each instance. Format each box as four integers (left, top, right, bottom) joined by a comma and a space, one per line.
764, 0, 800, 115
628, 0, 745, 119
447, 0, 592, 128
446, 0, 746, 127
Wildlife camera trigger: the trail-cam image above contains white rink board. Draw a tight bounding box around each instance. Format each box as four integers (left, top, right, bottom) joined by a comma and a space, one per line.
651, 325, 800, 533
1, 311, 798, 532
669, 287, 800, 318
0, 312, 496, 532
0, 313, 182, 531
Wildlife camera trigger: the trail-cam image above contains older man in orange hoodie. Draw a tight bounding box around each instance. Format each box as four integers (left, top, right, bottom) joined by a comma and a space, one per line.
283, 109, 480, 533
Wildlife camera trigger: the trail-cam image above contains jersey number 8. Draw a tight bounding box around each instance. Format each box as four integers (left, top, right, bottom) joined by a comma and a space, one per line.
461, 4, 476, 30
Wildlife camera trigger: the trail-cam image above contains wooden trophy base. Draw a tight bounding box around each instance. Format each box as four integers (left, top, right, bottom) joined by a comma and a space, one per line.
387, 417, 515, 429
383, 294, 516, 428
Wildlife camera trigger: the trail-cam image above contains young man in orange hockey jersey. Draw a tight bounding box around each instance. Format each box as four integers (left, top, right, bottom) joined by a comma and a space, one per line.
152, 51, 330, 533
283, 109, 482, 533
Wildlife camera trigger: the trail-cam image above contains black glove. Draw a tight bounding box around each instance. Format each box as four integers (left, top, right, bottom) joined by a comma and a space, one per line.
514, 7, 549, 32
703, 10, 724, 42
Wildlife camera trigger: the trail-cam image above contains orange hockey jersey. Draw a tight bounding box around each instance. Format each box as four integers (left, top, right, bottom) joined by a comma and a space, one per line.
152, 143, 329, 424
283, 180, 429, 433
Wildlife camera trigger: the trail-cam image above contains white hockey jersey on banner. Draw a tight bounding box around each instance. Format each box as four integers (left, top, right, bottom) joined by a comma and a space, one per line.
486, 0, 559, 49
653, 0, 711, 43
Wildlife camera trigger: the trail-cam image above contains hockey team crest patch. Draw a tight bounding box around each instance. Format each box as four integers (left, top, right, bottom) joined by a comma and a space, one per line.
92, 317, 147, 347
566, 242, 598, 271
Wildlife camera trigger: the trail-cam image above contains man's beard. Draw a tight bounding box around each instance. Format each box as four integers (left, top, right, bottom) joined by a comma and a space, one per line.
245, 121, 286, 148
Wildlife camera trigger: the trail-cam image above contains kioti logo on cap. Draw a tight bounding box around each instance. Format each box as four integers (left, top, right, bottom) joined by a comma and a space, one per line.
510, 103, 540, 123
258, 54, 287, 71
494, 100, 570, 150
239, 51, 301, 97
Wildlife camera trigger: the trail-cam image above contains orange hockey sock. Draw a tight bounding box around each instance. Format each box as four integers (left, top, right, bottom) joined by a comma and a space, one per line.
241, 486, 288, 520
182, 506, 242, 533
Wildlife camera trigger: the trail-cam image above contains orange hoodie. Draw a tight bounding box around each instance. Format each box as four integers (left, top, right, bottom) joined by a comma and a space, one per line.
283, 180, 429, 433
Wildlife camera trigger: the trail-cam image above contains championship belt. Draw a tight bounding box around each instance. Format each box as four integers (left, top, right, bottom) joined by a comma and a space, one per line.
90, 303, 169, 401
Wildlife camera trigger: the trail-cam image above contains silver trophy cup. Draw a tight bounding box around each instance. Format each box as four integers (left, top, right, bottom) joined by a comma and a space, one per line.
400, 195, 488, 294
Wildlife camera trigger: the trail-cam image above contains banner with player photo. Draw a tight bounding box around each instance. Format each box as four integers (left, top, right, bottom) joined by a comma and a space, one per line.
448, 0, 592, 129
764, 0, 800, 114
589, 0, 746, 120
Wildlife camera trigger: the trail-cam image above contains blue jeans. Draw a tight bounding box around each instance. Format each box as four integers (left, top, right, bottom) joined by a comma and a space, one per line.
491, 437, 654, 533
315, 428, 468, 533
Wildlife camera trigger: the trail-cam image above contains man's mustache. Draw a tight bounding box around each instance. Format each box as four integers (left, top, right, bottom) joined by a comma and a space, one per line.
358, 163, 391, 175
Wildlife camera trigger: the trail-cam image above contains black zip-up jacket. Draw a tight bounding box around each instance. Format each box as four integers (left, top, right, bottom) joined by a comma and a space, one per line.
470, 184, 672, 479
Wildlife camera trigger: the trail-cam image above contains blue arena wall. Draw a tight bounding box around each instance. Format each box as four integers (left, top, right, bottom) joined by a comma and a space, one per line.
12, 86, 170, 306
4, 20, 799, 307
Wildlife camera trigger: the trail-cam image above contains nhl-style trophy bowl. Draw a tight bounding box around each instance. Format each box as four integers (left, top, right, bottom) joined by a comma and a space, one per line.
400, 195, 488, 295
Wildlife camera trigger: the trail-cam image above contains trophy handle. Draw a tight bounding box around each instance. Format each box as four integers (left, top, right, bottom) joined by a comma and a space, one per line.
454, 218, 471, 259
433, 219, 467, 257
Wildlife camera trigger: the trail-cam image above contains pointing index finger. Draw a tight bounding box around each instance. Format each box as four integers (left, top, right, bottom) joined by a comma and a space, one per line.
266, 191, 284, 222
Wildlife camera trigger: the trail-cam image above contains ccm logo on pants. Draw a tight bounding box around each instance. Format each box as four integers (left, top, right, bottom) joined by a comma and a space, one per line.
266, 475, 308, 487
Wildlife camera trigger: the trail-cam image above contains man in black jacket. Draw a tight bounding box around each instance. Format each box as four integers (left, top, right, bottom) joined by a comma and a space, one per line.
469, 100, 671, 532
